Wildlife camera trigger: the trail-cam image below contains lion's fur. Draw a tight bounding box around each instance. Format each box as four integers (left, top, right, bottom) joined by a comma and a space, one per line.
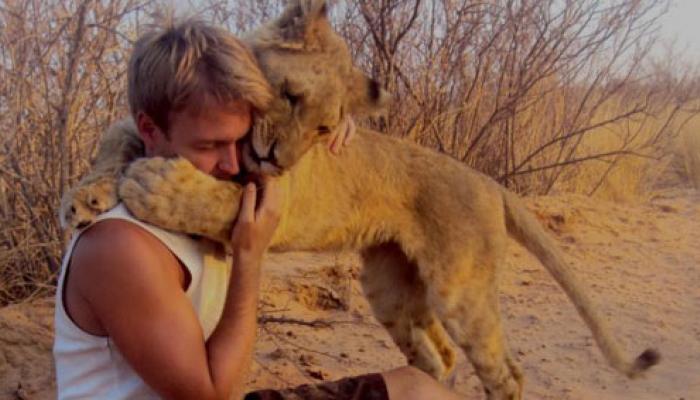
62, 1, 659, 399
58, 119, 142, 230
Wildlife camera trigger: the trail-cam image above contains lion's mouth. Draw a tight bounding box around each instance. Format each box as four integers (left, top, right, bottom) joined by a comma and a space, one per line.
232, 140, 283, 185
249, 140, 283, 176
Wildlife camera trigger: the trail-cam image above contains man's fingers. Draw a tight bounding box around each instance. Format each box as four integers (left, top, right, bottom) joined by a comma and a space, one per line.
238, 183, 257, 223
256, 177, 282, 220
328, 121, 343, 155
329, 116, 354, 155
323, 115, 358, 156
330, 133, 341, 155
342, 117, 356, 146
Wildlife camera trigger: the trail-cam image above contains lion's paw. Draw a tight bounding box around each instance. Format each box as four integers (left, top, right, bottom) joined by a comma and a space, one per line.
59, 176, 119, 231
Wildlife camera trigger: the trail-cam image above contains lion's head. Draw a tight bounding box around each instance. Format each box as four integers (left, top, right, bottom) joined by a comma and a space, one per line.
241, 0, 390, 175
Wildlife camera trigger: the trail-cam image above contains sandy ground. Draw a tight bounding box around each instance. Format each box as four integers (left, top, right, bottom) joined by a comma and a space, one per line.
1, 188, 699, 399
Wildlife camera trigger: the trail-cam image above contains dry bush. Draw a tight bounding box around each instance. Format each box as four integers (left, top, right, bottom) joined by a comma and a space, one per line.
681, 127, 700, 188
1, 0, 699, 305
0, 0, 149, 305
551, 104, 700, 201
663, 115, 700, 190
336, 0, 700, 196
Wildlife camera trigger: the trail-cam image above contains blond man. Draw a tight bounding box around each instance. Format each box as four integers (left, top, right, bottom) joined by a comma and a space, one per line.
53, 20, 461, 400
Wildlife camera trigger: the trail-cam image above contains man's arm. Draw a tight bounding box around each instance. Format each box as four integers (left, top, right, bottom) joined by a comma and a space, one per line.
203, 180, 281, 400
70, 180, 281, 400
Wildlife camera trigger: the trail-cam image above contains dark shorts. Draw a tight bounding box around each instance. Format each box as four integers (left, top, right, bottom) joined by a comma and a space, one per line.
244, 373, 389, 400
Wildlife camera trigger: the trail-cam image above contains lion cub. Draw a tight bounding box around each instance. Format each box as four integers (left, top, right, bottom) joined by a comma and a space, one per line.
61, 1, 659, 399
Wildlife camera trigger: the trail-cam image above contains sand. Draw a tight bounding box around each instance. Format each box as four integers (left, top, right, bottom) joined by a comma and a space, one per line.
1, 188, 699, 399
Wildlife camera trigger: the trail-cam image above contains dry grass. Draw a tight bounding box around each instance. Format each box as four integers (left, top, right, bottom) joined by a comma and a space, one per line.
550, 107, 700, 202
679, 122, 700, 189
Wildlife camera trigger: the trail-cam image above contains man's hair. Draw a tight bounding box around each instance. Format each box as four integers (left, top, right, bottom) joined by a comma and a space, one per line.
127, 19, 273, 133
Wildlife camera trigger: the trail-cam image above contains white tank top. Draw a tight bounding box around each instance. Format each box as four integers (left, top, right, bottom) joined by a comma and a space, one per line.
53, 203, 232, 399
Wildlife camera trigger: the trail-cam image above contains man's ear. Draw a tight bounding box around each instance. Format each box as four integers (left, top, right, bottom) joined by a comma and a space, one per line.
275, 0, 329, 45
136, 112, 164, 154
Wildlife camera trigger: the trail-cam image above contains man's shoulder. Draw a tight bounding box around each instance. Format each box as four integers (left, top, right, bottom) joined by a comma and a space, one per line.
70, 219, 181, 294
66, 218, 190, 340
75, 219, 166, 260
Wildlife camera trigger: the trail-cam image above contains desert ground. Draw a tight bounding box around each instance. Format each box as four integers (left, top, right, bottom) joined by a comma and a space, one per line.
1, 188, 698, 400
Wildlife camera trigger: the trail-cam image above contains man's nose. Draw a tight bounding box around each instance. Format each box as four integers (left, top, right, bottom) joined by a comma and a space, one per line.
218, 144, 239, 175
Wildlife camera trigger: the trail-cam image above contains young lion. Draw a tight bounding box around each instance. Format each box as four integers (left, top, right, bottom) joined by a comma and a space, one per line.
61, 1, 659, 399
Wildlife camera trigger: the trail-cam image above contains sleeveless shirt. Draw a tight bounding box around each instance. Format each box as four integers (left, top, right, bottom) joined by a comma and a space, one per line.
53, 203, 231, 399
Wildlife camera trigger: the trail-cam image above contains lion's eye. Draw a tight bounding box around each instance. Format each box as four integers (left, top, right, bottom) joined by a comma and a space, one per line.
90, 198, 99, 207
281, 79, 303, 106
283, 89, 302, 106
70, 206, 76, 213
317, 126, 331, 135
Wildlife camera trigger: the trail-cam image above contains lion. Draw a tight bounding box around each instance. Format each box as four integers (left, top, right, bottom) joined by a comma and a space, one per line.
59, 1, 659, 399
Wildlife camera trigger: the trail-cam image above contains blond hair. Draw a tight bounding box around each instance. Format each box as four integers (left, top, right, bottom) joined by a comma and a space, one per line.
127, 19, 273, 132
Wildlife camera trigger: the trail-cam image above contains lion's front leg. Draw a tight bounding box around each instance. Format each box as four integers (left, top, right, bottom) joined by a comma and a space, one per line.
119, 157, 242, 245
59, 118, 145, 233
59, 174, 119, 232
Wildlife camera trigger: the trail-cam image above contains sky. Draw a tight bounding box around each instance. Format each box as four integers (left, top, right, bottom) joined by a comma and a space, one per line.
170, 0, 700, 64
658, 0, 700, 62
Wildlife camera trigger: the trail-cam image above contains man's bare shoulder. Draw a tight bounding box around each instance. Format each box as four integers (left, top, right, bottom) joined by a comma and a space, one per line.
69, 219, 184, 313
71, 219, 175, 275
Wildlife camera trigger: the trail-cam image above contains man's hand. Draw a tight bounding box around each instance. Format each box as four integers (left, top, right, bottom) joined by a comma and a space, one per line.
328, 115, 356, 155
229, 177, 282, 265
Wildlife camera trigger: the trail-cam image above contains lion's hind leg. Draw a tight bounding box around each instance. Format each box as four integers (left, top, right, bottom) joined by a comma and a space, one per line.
430, 269, 523, 400
360, 243, 457, 382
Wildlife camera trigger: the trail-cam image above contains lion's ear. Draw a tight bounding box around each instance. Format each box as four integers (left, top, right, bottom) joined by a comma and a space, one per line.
275, 0, 329, 46
346, 68, 391, 117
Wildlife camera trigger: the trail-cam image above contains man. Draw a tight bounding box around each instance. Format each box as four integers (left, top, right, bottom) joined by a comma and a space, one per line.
53, 19, 461, 400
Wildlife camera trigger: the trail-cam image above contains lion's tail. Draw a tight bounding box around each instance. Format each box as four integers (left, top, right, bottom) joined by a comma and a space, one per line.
501, 189, 660, 378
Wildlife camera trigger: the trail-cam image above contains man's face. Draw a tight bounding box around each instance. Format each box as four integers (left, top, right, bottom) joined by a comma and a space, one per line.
139, 100, 252, 180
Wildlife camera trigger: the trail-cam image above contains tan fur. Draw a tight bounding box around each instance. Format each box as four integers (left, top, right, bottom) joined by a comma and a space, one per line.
62, 1, 659, 399
59, 119, 141, 231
